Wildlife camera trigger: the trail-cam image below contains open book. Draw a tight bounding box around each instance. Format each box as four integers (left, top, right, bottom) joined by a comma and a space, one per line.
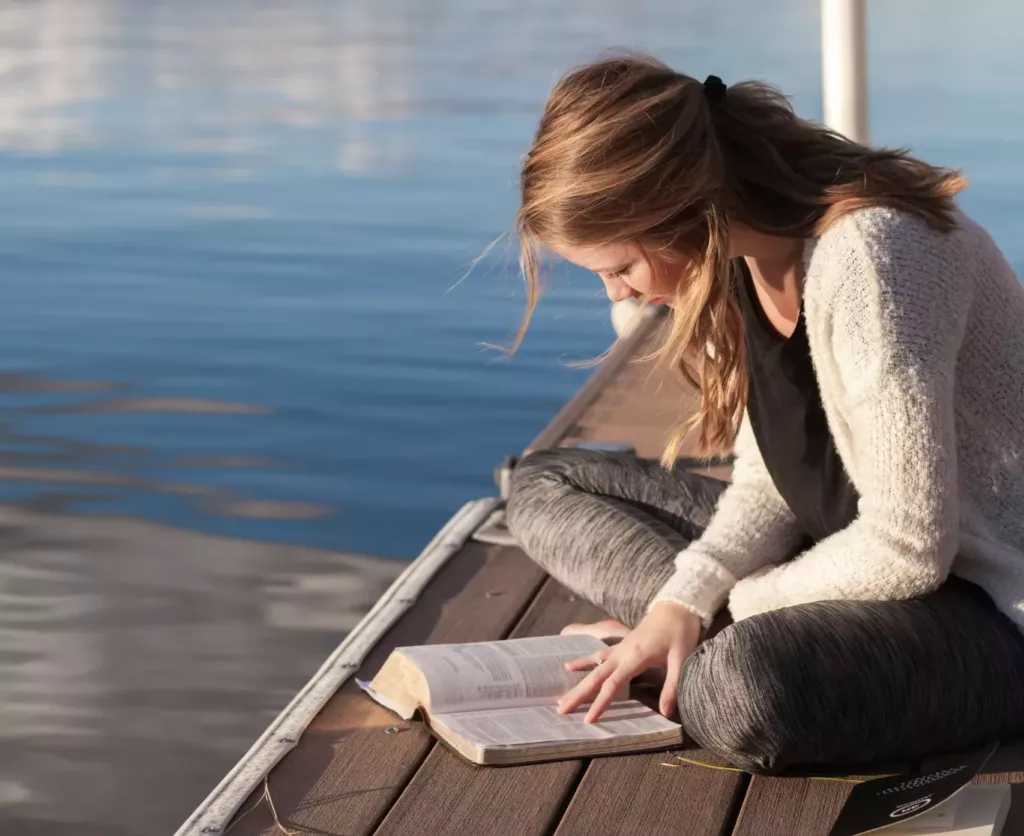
357, 634, 683, 765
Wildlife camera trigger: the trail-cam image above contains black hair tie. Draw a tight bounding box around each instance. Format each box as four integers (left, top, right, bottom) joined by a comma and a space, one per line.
703, 75, 727, 110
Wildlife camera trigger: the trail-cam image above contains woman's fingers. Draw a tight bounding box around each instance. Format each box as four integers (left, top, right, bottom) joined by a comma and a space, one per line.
557, 658, 614, 715
660, 649, 684, 719
583, 671, 629, 723
564, 648, 610, 672
560, 654, 644, 723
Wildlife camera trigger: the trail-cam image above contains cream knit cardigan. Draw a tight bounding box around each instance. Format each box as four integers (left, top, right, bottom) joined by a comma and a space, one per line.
649, 206, 1024, 632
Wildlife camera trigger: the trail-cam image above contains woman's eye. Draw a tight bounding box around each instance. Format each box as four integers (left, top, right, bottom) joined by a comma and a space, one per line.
606, 266, 631, 280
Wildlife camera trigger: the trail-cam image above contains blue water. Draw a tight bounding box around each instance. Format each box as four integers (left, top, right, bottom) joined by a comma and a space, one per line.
0, 1, 1022, 834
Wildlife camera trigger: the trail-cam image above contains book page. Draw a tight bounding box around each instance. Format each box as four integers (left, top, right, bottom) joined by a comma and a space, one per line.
398, 635, 610, 713
356, 679, 418, 720
433, 700, 680, 748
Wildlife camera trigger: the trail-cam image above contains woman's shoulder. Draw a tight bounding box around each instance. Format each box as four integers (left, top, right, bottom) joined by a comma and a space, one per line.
811, 203, 999, 266
813, 205, 950, 263
802, 203, 987, 342
805, 203, 995, 309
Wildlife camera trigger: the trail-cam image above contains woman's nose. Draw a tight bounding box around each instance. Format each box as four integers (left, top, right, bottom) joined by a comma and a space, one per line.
604, 279, 635, 303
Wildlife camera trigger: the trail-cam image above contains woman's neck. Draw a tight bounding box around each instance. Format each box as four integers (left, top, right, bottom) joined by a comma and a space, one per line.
729, 223, 805, 338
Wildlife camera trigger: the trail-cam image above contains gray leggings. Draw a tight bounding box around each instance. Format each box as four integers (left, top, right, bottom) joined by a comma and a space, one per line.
506, 448, 1024, 774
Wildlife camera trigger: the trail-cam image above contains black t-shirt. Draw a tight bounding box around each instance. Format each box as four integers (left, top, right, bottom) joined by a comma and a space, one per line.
732, 258, 859, 543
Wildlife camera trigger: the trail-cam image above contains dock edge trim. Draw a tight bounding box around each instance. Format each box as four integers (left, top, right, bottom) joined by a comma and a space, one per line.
174, 496, 503, 836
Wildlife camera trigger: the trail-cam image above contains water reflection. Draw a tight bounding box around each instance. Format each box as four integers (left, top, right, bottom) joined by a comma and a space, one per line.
0, 503, 402, 835
0, 0, 423, 173
34, 396, 270, 415
0, 370, 362, 833
0, 373, 328, 521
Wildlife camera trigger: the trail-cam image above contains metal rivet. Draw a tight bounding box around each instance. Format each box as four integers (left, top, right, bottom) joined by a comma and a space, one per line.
279, 736, 295, 744
385, 726, 399, 735
201, 828, 221, 834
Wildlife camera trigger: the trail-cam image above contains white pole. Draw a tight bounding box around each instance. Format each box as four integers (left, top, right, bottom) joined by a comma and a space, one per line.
821, 0, 869, 143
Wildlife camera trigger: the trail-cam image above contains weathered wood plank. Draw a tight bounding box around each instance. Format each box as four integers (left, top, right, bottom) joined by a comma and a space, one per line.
731, 777, 853, 836
371, 750, 581, 836
227, 541, 548, 836
554, 751, 747, 836
372, 579, 605, 836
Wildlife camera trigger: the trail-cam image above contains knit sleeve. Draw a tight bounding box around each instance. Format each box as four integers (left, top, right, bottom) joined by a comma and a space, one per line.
647, 409, 803, 626
727, 209, 970, 621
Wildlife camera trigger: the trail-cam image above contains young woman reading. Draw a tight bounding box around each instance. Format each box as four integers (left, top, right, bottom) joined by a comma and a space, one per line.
506, 54, 1024, 773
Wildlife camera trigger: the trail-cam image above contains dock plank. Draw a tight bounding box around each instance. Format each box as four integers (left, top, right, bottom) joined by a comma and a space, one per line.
372, 751, 581, 836
732, 777, 852, 836
227, 541, 549, 836
372, 579, 605, 836
554, 751, 747, 836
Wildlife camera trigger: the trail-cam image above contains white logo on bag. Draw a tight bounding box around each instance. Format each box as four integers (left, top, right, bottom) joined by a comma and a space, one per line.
890, 797, 932, 818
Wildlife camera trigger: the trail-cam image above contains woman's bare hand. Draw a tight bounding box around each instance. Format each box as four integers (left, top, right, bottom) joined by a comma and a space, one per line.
556, 601, 702, 723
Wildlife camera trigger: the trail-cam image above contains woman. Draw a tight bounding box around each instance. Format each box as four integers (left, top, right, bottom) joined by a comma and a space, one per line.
505, 54, 1024, 774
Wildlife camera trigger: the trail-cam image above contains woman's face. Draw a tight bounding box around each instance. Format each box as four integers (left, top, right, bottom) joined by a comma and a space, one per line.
552, 241, 682, 306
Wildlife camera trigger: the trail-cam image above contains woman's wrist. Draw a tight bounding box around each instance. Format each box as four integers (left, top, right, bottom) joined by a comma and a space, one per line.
651, 599, 701, 617
647, 598, 704, 622
649, 600, 704, 635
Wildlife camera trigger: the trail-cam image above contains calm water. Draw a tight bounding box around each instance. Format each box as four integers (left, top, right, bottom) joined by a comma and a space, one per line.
1, 1, 1022, 833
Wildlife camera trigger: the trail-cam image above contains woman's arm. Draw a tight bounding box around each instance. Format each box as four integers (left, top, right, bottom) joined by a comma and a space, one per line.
647, 410, 804, 626
728, 209, 969, 621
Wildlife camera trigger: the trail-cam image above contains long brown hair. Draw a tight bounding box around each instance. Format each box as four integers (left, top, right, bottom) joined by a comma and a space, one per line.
515, 53, 965, 464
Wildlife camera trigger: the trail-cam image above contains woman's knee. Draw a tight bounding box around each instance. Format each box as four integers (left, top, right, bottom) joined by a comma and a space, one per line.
506, 448, 606, 534
676, 594, 1024, 774
505, 450, 568, 535
678, 603, 850, 774
678, 617, 787, 773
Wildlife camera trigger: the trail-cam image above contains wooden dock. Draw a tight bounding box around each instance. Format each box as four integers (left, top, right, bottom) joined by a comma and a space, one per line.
204, 310, 1023, 836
